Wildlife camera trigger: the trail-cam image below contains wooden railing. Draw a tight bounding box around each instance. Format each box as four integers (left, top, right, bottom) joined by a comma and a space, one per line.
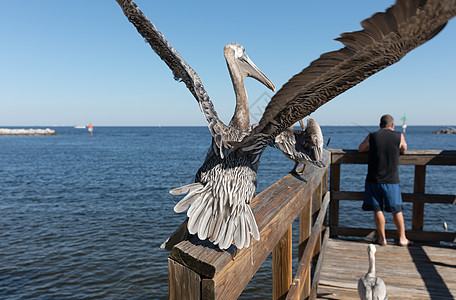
168, 151, 330, 299
328, 149, 456, 243
167, 149, 455, 298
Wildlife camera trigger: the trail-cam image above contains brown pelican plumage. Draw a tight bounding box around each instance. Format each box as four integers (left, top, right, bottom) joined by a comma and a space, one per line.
171, 43, 275, 250
358, 244, 388, 300
116, 0, 455, 249
271, 118, 325, 174
160, 43, 275, 251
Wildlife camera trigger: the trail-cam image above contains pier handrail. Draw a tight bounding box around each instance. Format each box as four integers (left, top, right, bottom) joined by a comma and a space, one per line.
328, 149, 456, 243
168, 151, 330, 299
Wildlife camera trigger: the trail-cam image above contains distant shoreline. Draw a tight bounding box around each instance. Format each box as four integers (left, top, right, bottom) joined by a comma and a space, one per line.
0, 128, 58, 136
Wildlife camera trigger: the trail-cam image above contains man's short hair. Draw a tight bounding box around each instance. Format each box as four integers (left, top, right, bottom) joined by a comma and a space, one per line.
380, 114, 394, 128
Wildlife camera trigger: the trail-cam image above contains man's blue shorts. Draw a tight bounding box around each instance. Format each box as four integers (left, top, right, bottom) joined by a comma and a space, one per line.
362, 182, 403, 213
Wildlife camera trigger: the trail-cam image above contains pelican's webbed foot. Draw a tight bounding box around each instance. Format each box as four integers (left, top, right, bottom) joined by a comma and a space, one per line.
290, 162, 305, 175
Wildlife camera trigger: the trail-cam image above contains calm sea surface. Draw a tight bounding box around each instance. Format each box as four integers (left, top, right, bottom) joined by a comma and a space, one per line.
0, 126, 454, 299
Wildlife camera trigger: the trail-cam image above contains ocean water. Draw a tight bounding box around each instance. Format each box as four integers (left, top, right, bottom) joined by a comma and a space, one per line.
0, 126, 454, 299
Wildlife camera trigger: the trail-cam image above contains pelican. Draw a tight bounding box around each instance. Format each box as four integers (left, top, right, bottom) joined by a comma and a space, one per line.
170, 43, 275, 250
358, 244, 388, 300
160, 43, 275, 251
271, 118, 325, 174
116, 0, 456, 249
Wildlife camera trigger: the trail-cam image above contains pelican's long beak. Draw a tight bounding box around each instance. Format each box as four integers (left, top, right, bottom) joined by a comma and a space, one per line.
239, 52, 275, 92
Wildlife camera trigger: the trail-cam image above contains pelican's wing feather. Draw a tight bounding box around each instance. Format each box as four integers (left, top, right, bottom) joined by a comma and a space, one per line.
116, 0, 229, 149
237, 0, 455, 153
269, 128, 297, 155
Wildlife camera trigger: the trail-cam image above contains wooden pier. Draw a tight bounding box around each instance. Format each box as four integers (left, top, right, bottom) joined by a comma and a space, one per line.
317, 149, 456, 300
317, 239, 456, 299
166, 149, 455, 299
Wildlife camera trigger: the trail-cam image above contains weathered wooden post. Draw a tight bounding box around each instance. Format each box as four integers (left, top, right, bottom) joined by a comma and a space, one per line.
273, 226, 293, 300
299, 195, 312, 298
312, 181, 323, 259
329, 163, 340, 237
412, 165, 426, 231
168, 259, 201, 300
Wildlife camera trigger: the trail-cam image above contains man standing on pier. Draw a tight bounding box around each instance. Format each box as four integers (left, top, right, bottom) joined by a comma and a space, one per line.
358, 114, 411, 246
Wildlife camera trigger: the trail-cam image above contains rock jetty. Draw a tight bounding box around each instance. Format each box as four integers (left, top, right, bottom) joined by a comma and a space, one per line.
0, 128, 58, 136
432, 128, 456, 134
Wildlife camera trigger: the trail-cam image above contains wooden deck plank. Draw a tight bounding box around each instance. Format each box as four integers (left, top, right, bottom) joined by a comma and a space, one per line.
317, 239, 456, 300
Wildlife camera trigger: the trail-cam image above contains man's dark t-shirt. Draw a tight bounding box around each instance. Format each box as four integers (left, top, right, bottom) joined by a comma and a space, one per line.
366, 129, 401, 184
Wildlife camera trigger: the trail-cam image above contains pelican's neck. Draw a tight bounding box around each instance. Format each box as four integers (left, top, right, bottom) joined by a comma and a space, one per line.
225, 53, 250, 131
367, 251, 376, 276
230, 78, 250, 131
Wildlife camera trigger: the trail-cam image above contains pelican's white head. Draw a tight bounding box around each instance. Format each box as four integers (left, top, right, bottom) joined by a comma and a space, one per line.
224, 42, 275, 92
226, 42, 245, 60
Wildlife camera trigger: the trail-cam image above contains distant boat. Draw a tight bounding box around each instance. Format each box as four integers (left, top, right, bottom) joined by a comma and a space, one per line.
74, 125, 86, 129
88, 124, 93, 136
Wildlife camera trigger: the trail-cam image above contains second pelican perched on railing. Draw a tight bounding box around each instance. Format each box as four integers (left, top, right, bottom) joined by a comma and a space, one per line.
271, 118, 325, 174
116, 0, 456, 250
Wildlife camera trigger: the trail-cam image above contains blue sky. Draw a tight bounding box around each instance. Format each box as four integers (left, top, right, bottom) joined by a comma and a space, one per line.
0, 1, 454, 126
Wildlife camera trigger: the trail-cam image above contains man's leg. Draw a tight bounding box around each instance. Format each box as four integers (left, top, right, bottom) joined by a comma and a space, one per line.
374, 211, 387, 246
393, 212, 410, 246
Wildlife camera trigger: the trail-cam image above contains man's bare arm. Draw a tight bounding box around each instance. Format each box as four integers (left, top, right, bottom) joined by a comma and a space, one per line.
358, 135, 370, 152
400, 133, 407, 154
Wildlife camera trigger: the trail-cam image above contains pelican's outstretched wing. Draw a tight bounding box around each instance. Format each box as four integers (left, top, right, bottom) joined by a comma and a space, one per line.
116, 0, 229, 150
237, 0, 455, 153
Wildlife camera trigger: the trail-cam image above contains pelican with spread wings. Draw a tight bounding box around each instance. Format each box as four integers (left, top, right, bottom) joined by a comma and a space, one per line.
116, 0, 455, 249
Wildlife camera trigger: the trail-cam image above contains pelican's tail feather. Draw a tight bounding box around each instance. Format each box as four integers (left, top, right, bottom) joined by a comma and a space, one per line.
175, 182, 260, 250
246, 205, 260, 240
233, 205, 260, 249
172, 183, 204, 213
210, 205, 259, 250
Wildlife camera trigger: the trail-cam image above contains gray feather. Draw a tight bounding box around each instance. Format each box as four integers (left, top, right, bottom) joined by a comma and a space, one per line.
170, 182, 203, 195
198, 206, 213, 240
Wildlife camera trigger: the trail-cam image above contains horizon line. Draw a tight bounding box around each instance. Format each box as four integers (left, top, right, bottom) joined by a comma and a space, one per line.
1, 124, 454, 128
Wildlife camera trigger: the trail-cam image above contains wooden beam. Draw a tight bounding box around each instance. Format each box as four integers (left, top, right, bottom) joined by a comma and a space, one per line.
329, 164, 340, 234
329, 164, 340, 192
299, 196, 312, 298
330, 227, 456, 243
331, 191, 456, 204
286, 192, 330, 300
309, 227, 330, 300
168, 258, 201, 300
299, 196, 312, 259
413, 165, 426, 231
273, 226, 293, 300
328, 149, 456, 165
321, 169, 329, 232
312, 183, 323, 259
322, 169, 328, 193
